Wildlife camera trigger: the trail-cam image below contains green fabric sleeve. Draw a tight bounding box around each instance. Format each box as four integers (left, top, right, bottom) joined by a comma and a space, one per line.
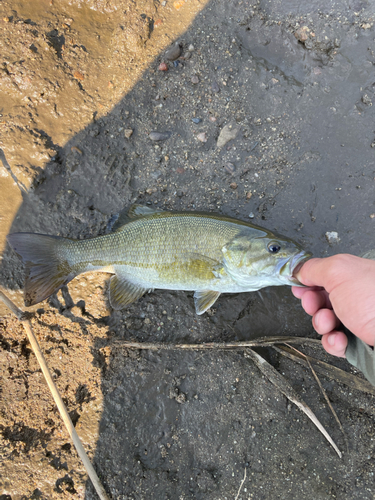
345, 329, 375, 386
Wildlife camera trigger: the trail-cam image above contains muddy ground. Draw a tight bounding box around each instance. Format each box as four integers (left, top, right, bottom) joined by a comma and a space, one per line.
1, 0, 375, 498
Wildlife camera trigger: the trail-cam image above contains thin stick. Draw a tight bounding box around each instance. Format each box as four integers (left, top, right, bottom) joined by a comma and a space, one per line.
244, 348, 342, 458
0, 291, 110, 500
283, 343, 349, 454
274, 344, 375, 395
234, 466, 247, 500
111, 337, 321, 351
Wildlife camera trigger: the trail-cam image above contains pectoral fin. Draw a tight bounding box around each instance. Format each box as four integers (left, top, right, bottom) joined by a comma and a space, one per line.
109, 275, 150, 310
194, 290, 221, 315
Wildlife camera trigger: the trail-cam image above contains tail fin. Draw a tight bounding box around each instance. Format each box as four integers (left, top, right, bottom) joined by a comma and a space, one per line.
7, 233, 76, 306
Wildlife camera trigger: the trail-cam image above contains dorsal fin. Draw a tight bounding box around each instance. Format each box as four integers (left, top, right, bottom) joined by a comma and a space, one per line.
127, 204, 165, 218
109, 204, 168, 232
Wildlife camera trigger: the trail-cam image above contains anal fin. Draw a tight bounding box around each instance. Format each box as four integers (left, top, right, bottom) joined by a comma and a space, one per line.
109, 275, 149, 310
194, 290, 221, 315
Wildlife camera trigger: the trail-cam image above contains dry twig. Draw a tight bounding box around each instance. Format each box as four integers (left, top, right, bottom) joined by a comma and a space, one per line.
112, 336, 321, 350
244, 348, 342, 458
234, 466, 247, 500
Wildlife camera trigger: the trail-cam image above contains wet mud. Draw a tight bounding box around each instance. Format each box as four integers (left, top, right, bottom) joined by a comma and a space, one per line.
1, 0, 375, 498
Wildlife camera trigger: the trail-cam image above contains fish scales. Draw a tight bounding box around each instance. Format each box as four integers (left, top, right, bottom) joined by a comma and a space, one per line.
66, 213, 246, 288
6, 206, 310, 314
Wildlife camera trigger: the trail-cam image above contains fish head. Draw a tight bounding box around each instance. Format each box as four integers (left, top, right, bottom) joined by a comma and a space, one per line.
222, 230, 311, 289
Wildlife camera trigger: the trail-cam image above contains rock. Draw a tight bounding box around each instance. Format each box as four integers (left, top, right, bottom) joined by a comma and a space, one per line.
149, 131, 171, 141
158, 62, 168, 71
362, 94, 372, 106
192, 118, 202, 124
73, 71, 84, 81
295, 26, 310, 43
230, 182, 237, 189
249, 212, 255, 219
165, 42, 181, 61
188, 44, 194, 51
211, 81, 220, 93
246, 191, 252, 199
173, 0, 185, 9
124, 128, 133, 139
325, 231, 340, 244
196, 132, 207, 143
217, 123, 239, 149
191, 75, 199, 84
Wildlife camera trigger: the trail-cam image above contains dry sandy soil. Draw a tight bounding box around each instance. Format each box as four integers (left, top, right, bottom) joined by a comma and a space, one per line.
1, 0, 375, 499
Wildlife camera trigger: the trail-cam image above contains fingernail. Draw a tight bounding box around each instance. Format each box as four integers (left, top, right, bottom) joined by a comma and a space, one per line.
327, 333, 335, 346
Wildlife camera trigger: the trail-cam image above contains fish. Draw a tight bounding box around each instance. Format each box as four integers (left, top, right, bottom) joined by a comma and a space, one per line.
6, 205, 311, 314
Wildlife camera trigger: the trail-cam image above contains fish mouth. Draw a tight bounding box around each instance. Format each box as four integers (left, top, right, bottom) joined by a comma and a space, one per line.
278, 250, 312, 285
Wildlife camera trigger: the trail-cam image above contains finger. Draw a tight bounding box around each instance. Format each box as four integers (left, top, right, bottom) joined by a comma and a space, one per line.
301, 290, 329, 316
291, 285, 324, 299
294, 257, 333, 288
320, 331, 348, 358
312, 308, 341, 335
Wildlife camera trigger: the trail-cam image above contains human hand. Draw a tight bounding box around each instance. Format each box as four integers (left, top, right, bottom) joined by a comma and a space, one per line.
291, 255, 375, 358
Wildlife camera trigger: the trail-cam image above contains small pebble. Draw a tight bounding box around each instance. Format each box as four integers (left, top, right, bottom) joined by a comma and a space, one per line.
196, 132, 207, 143
158, 62, 168, 71
249, 212, 255, 219
325, 231, 340, 244
294, 26, 310, 43
362, 94, 372, 106
188, 44, 194, 51
124, 128, 133, 139
209, 115, 217, 122
192, 117, 202, 124
149, 131, 171, 141
154, 19, 163, 28
370, 214, 375, 219
230, 182, 238, 190
191, 75, 199, 84
165, 42, 181, 61
217, 123, 239, 149
246, 191, 252, 199
173, 0, 185, 9
73, 71, 84, 81
223, 162, 235, 174
211, 81, 220, 93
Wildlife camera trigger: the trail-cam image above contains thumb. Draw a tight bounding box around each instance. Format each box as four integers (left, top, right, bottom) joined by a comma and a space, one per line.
294, 257, 334, 289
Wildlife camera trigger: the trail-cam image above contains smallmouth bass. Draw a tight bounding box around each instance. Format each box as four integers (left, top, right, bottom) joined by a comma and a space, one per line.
7, 205, 310, 314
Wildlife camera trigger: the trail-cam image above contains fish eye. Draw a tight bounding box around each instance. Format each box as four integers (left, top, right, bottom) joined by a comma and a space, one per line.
267, 242, 281, 254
